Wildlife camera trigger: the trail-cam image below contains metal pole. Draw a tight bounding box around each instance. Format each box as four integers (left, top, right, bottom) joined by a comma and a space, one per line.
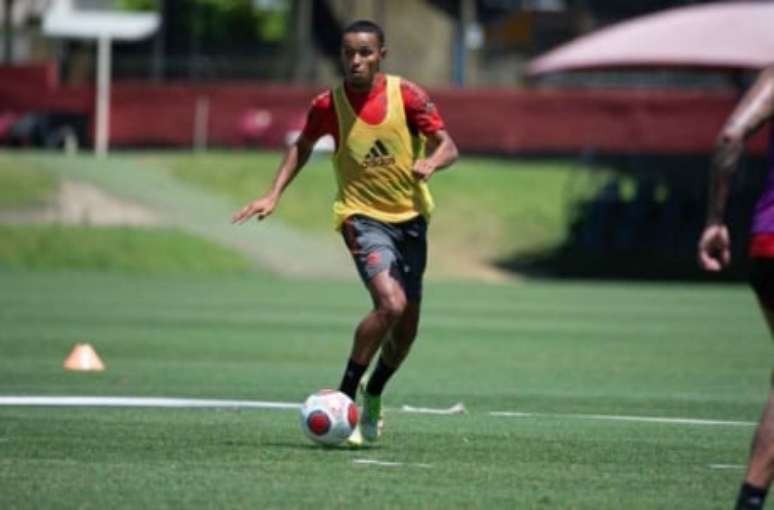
3, 0, 13, 64
190, 1, 201, 80
193, 95, 209, 152
151, 0, 165, 81
95, 34, 111, 158
461, 0, 479, 87
293, 0, 313, 83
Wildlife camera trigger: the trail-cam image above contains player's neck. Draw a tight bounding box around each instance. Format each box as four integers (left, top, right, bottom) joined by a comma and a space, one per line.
345, 73, 384, 94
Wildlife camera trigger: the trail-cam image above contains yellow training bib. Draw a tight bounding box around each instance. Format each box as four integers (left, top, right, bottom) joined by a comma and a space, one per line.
331, 75, 434, 230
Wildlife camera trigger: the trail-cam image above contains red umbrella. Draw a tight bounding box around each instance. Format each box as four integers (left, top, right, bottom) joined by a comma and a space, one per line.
527, 1, 774, 76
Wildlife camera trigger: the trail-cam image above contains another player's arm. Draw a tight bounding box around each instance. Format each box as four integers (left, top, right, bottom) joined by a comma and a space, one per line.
699, 67, 774, 270
231, 135, 314, 224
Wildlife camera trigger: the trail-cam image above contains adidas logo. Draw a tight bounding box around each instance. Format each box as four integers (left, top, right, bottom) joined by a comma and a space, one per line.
361, 139, 396, 168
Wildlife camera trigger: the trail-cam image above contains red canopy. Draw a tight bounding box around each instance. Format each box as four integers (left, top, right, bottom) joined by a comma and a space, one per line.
528, 1, 774, 76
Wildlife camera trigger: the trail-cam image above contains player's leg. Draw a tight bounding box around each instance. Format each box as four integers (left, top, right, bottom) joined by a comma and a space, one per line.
363, 215, 426, 396
354, 300, 419, 442
360, 216, 427, 442
351, 270, 407, 366
741, 386, 774, 483
736, 384, 774, 509
338, 216, 406, 401
368, 300, 420, 392
341, 270, 406, 448
736, 260, 774, 509
338, 270, 406, 401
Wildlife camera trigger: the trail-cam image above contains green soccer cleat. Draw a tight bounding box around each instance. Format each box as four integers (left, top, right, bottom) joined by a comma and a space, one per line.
360, 390, 383, 442
345, 424, 364, 448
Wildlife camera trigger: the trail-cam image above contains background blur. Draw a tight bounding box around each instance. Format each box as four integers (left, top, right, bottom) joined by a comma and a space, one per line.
0, 0, 771, 280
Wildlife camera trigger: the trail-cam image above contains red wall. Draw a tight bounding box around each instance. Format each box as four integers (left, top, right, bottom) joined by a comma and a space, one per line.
432, 87, 769, 155
0, 63, 768, 155
108, 82, 313, 147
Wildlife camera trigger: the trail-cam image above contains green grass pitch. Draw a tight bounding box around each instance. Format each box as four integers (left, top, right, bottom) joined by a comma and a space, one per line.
0, 270, 769, 508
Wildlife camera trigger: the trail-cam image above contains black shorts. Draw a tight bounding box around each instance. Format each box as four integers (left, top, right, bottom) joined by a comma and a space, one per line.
750, 257, 774, 312
341, 214, 428, 301
749, 258, 774, 384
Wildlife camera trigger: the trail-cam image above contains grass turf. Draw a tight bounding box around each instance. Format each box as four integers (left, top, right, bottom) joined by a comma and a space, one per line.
0, 270, 769, 508
0, 153, 58, 208
0, 149, 617, 278
0, 225, 255, 274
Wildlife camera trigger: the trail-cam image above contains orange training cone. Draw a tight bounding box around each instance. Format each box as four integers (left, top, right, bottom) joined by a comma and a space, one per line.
63, 343, 105, 371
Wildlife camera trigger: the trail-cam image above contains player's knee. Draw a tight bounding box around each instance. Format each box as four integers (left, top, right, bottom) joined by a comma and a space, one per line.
377, 293, 407, 322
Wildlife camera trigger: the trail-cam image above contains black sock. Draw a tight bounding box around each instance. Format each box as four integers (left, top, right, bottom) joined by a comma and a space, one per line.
736, 482, 769, 510
338, 359, 368, 401
365, 358, 397, 396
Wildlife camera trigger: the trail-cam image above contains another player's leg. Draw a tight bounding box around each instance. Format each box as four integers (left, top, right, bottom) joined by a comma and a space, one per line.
737, 389, 774, 509
736, 269, 774, 509
360, 300, 420, 442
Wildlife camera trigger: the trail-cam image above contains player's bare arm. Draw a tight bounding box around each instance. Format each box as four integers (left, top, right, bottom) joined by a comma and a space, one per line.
231, 136, 315, 224
699, 67, 774, 271
412, 129, 458, 181
707, 68, 774, 225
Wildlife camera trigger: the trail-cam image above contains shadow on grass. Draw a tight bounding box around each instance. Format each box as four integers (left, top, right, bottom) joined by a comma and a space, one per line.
496, 246, 750, 283
263, 441, 381, 452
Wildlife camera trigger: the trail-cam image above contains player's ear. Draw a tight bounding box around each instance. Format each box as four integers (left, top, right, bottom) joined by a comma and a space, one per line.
379, 46, 387, 60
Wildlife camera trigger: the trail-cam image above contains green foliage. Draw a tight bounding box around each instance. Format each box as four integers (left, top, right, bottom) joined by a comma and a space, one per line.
188, 0, 288, 47
0, 225, 254, 274
0, 155, 58, 209
118, 0, 158, 11
119, 0, 288, 44
257, 7, 289, 42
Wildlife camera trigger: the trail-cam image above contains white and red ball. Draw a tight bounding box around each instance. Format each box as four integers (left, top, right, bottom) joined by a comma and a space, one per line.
300, 389, 359, 446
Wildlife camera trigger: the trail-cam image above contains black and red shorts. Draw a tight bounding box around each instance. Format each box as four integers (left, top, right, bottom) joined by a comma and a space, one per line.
341, 214, 427, 301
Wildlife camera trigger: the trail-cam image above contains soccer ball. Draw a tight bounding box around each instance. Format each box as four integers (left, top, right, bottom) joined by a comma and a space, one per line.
300, 389, 359, 446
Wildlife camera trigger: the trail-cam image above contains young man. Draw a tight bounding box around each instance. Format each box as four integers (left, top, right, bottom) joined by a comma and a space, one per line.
698, 65, 774, 510
232, 20, 458, 446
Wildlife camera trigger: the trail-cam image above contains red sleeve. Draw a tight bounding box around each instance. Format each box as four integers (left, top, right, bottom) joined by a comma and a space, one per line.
400, 79, 445, 136
300, 90, 338, 143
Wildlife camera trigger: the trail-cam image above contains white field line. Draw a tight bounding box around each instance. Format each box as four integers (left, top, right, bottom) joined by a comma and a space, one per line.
0, 396, 300, 410
708, 464, 745, 470
0, 397, 756, 429
491, 411, 755, 427
400, 402, 466, 415
353, 459, 431, 469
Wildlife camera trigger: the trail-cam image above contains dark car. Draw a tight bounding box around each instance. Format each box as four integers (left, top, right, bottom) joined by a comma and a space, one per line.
5, 111, 89, 148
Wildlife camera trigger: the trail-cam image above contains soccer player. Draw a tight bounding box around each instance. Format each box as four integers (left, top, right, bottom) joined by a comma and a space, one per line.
698, 65, 774, 510
232, 19, 458, 446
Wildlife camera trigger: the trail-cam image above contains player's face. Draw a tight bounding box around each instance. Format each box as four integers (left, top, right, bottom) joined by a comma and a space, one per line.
341, 32, 385, 90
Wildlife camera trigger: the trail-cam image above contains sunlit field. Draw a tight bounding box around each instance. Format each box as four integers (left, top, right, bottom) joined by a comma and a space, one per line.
0, 150, 767, 508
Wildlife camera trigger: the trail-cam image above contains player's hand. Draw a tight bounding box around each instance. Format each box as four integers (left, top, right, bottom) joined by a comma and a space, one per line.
231, 195, 277, 224
412, 159, 436, 182
698, 223, 731, 271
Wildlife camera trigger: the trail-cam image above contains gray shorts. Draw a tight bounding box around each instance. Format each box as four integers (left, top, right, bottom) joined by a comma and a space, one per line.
341, 214, 428, 301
